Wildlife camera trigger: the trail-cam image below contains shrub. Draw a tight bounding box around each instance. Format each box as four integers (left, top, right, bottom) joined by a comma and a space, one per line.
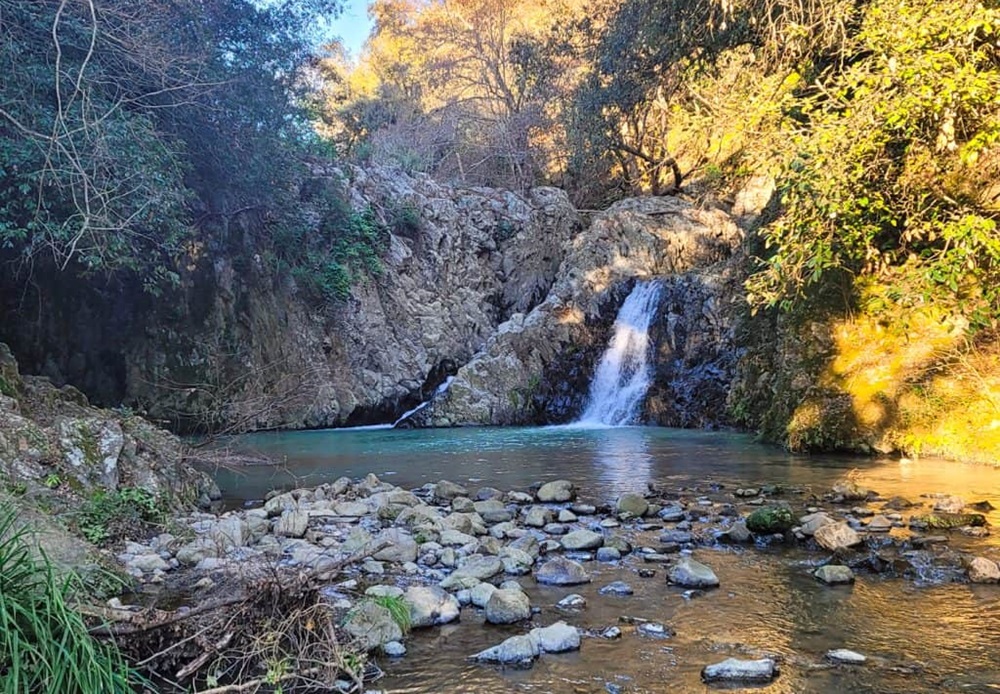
77, 487, 164, 546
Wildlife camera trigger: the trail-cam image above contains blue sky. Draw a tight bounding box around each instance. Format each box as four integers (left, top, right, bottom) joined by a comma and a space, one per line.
330, 0, 373, 57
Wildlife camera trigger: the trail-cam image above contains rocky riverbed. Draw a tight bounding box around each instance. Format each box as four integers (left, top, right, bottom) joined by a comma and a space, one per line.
114, 470, 1000, 692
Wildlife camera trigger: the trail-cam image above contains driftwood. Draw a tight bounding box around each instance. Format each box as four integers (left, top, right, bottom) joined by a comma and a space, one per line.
83, 539, 392, 692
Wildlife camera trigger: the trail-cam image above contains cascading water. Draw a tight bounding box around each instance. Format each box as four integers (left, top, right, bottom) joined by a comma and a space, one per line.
576, 281, 662, 426
392, 376, 455, 427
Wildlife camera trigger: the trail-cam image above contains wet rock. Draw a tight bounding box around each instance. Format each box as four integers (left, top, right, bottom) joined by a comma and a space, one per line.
832, 481, 871, 502
814, 564, 855, 585
798, 511, 836, 537
472, 634, 540, 665
814, 522, 863, 552
500, 547, 535, 575
470, 582, 497, 608
616, 493, 649, 517
366, 585, 404, 599
561, 529, 604, 550
668, 557, 719, 588
719, 520, 752, 543
344, 601, 403, 650
746, 506, 795, 534
571, 503, 596, 515
558, 509, 577, 522
440, 555, 504, 588
882, 496, 916, 510
642, 552, 675, 563
933, 496, 965, 513
537, 480, 575, 503
530, 621, 580, 652
968, 557, 1000, 584
405, 585, 460, 628
485, 588, 531, 624
434, 480, 469, 501
969, 500, 996, 512
535, 556, 591, 585
599, 581, 634, 596
596, 547, 621, 562
701, 657, 778, 683
556, 594, 586, 609
475, 487, 504, 502
544, 523, 568, 535
507, 491, 534, 504
636, 622, 674, 639
605, 536, 632, 554
524, 506, 554, 528
911, 513, 987, 530
637, 568, 656, 578
600, 626, 622, 639
509, 534, 540, 559
658, 505, 686, 522
451, 497, 475, 513
473, 500, 513, 524
865, 515, 894, 532
659, 530, 692, 544
383, 641, 407, 657
439, 528, 477, 547
826, 649, 866, 665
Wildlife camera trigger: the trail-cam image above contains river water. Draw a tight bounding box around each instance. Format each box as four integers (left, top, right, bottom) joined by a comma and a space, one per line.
222, 426, 1000, 693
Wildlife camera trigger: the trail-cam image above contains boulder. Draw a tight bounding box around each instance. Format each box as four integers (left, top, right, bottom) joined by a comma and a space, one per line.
746, 506, 795, 534
719, 520, 752, 543
435, 480, 469, 501
912, 513, 987, 529
530, 621, 580, 652
701, 658, 778, 683
484, 588, 531, 624
968, 557, 1000, 584
373, 528, 418, 563
344, 601, 404, 650
560, 529, 604, 551
440, 555, 504, 588
933, 495, 965, 513
616, 492, 649, 517
524, 506, 554, 528
814, 564, 855, 585
470, 582, 498, 608
275, 510, 308, 538
472, 634, 540, 665
536, 480, 575, 503
535, 556, 591, 585
668, 557, 719, 588
473, 500, 513, 524
798, 511, 836, 537
814, 522, 863, 552
404, 585, 460, 628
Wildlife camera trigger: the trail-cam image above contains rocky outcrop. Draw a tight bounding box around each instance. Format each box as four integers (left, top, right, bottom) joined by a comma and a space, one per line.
0, 343, 218, 570
0, 165, 580, 432
412, 197, 742, 426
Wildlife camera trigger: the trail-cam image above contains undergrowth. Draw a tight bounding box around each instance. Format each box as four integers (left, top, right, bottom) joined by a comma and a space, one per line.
0, 505, 133, 692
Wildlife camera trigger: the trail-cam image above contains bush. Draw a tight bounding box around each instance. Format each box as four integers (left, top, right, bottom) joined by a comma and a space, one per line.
0, 506, 132, 692
76, 487, 164, 546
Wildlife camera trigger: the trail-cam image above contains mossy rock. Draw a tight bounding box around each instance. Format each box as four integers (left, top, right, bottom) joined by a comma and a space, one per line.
914, 513, 987, 530
745, 505, 795, 534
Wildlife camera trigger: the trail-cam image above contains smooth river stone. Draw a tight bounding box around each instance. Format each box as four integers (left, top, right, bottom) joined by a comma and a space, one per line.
535, 556, 591, 585
702, 658, 778, 683
561, 529, 604, 550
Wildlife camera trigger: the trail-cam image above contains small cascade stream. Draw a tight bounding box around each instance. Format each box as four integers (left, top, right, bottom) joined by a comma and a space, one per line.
392, 376, 454, 427
576, 280, 662, 426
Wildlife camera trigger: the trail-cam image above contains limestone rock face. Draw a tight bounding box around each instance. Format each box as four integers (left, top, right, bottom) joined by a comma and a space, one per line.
417, 196, 742, 427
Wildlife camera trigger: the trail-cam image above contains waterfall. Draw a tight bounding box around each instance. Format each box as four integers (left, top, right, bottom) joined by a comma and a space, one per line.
392, 376, 455, 427
576, 281, 661, 426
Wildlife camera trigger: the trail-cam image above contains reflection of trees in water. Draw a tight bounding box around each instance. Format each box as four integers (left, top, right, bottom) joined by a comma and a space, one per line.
592, 428, 652, 495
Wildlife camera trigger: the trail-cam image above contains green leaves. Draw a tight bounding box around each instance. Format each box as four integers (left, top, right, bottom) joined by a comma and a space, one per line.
748, 0, 1000, 330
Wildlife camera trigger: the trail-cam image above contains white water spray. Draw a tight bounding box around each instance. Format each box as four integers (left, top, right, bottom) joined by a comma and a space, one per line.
576, 281, 661, 426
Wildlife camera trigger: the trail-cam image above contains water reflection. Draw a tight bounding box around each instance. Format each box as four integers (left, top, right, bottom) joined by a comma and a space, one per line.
591, 427, 652, 494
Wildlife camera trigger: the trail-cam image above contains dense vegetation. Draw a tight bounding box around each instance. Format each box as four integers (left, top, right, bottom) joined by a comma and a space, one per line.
0, 0, 388, 299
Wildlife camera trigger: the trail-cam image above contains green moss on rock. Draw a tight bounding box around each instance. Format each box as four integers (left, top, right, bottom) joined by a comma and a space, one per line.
745, 505, 795, 534
914, 513, 987, 530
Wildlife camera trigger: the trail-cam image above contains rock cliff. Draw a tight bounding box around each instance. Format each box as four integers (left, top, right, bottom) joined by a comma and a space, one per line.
411, 197, 743, 426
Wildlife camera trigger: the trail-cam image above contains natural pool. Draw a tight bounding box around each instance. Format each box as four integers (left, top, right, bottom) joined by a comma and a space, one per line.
219, 426, 1000, 693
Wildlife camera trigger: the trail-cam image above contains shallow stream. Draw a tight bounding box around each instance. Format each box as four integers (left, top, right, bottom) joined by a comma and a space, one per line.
222, 426, 1000, 693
